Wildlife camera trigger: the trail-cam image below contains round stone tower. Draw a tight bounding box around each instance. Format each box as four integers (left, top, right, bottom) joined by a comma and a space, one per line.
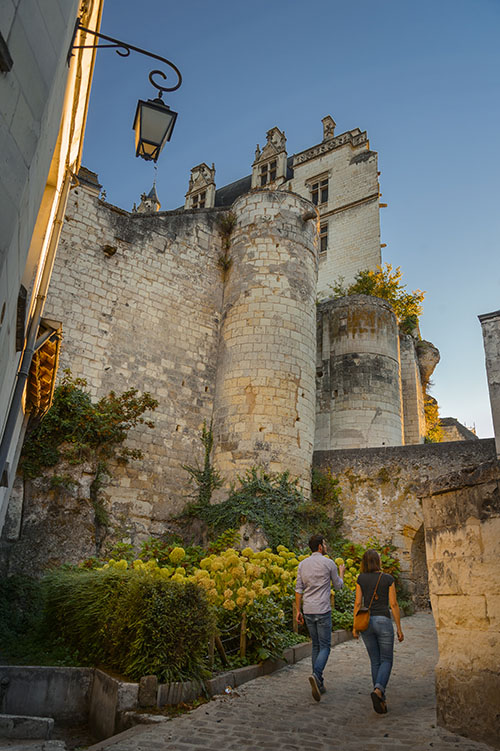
213, 190, 318, 494
315, 294, 403, 450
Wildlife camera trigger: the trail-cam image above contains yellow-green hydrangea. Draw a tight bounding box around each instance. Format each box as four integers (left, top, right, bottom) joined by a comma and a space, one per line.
169, 547, 186, 565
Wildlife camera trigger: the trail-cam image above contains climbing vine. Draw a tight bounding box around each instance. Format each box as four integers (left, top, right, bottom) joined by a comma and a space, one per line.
182, 425, 345, 549
20, 370, 158, 478
216, 211, 236, 279
19, 370, 158, 551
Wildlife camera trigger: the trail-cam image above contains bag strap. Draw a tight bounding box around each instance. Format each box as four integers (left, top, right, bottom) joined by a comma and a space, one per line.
367, 573, 383, 610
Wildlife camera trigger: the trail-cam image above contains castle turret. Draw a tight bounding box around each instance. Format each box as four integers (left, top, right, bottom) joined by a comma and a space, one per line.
315, 295, 404, 449
135, 182, 161, 213
213, 190, 318, 494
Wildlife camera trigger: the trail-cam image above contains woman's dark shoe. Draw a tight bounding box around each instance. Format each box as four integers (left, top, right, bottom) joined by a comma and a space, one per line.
371, 690, 387, 714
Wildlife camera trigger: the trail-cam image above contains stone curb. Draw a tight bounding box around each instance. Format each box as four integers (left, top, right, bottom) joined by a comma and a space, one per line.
0, 714, 54, 740
84, 629, 353, 751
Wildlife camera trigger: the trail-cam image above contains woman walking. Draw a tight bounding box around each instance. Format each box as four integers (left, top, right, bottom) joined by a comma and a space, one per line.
353, 549, 404, 714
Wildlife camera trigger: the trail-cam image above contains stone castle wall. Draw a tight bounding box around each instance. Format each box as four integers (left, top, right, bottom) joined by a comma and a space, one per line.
32, 185, 320, 545
213, 191, 318, 494
289, 132, 381, 295
315, 295, 403, 450
44, 185, 224, 536
479, 310, 500, 459
313, 439, 497, 594
399, 334, 426, 444
421, 459, 500, 748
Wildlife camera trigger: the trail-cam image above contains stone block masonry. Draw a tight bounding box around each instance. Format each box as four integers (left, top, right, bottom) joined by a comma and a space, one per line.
421, 458, 500, 749
44, 186, 224, 541
314, 438, 497, 600
213, 190, 318, 495
315, 295, 404, 451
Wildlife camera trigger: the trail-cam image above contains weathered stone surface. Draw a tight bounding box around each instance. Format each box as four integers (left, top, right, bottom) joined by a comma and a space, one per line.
479, 310, 500, 460
415, 339, 440, 385
435, 666, 500, 749
213, 190, 318, 497
314, 439, 497, 595
316, 295, 404, 451
0, 666, 93, 725
0, 715, 54, 740
422, 461, 500, 749
138, 676, 158, 708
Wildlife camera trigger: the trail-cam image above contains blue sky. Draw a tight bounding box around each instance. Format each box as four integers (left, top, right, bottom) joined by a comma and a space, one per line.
82, 0, 500, 438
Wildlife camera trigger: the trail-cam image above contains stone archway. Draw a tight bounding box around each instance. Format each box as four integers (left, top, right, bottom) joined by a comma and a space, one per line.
410, 524, 429, 610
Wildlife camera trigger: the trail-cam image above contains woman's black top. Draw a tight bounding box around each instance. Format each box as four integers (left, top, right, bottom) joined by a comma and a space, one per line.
357, 572, 394, 619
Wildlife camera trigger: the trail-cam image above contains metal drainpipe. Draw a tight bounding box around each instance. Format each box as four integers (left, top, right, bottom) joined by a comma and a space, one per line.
0, 173, 72, 486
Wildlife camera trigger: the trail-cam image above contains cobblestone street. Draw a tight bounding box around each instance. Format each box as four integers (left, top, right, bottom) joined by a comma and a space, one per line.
85, 613, 494, 751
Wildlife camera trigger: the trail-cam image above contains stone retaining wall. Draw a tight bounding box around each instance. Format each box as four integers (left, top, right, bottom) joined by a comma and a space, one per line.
421, 459, 500, 749
314, 439, 497, 598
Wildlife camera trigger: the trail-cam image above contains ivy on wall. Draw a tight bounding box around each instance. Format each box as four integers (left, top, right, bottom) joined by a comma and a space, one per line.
182, 425, 344, 549
19, 370, 158, 550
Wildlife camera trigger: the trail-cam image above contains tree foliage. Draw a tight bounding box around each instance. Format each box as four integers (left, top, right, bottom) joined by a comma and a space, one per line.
19, 370, 158, 478
330, 263, 425, 334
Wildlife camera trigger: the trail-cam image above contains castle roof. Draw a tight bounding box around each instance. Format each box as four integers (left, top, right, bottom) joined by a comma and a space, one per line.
147, 182, 160, 204
440, 417, 478, 441
214, 156, 294, 207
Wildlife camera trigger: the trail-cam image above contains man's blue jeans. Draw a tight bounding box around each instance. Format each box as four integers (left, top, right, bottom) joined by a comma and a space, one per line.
360, 615, 394, 696
303, 611, 332, 686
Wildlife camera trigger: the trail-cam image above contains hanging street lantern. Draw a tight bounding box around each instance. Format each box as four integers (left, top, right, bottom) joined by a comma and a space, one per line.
133, 73, 179, 163
69, 21, 182, 163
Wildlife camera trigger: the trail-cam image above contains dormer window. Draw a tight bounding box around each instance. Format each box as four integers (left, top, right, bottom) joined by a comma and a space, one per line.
192, 191, 206, 209
260, 160, 277, 186
311, 178, 329, 206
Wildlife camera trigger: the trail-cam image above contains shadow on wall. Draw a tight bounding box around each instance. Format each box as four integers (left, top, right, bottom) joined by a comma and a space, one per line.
410, 524, 429, 610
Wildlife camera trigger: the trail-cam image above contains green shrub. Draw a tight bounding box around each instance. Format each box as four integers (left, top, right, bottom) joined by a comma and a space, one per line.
334, 586, 355, 613
43, 569, 215, 682
342, 538, 401, 583
333, 610, 353, 631
329, 263, 425, 333
185, 465, 344, 550
0, 575, 76, 665
19, 370, 158, 479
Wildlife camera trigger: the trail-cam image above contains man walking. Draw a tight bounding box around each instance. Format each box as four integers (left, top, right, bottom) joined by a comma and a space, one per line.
295, 535, 345, 701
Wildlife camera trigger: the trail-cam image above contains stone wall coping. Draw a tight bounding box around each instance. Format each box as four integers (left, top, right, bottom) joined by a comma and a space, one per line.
478, 309, 500, 323
314, 438, 497, 475
317, 294, 395, 314
420, 458, 500, 498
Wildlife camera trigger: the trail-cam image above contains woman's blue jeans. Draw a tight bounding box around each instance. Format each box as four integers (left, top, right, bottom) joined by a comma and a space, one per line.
361, 615, 394, 696
304, 611, 332, 686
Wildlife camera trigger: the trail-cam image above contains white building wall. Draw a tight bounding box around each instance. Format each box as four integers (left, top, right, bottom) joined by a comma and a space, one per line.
0, 0, 102, 533
288, 125, 381, 296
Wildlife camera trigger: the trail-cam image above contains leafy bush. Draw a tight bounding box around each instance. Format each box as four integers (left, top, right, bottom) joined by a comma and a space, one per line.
186, 466, 343, 550
0, 575, 76, 665
332, 610, 353, 631
333, 586, 355, 613
341, 538, 401, 585
309, 467, 344, 542
330, 263, 425, 334
19, 370, 158, 479
43, 568, 215, 682
424, 393, 443, 443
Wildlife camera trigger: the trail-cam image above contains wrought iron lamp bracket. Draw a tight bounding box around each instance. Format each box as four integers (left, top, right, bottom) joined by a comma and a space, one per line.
68, 18, 182, 94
